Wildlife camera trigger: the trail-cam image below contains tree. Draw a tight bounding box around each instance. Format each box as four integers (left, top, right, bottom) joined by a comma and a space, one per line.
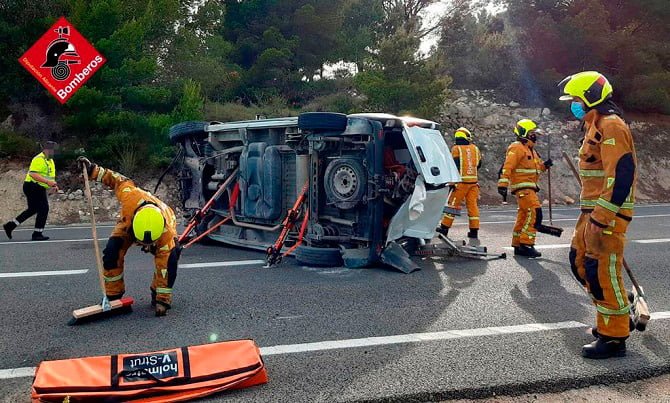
355, 30, 449, 118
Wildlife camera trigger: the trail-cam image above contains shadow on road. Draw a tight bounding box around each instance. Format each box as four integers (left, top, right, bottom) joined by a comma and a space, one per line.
511, 255, 592, 354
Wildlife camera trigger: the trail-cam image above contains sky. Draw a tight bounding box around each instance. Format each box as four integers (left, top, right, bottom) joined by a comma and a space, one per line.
420, 1, 506, 54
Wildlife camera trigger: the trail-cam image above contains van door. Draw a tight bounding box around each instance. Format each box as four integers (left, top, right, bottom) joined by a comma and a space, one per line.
402, 126, 460, 185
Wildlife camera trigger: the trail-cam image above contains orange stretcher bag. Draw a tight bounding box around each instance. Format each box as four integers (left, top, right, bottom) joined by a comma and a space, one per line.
31, 339, 267, 402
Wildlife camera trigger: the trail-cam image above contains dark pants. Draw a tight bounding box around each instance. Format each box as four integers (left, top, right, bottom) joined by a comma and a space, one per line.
16, 182, 49, 229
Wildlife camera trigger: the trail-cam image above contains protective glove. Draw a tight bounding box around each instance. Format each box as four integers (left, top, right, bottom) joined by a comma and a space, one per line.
76, 156, 92, 174
544, 159, 553, 169
497, 186, 508, 200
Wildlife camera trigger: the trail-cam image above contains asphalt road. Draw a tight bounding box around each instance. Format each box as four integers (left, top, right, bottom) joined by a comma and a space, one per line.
1, 204, 670, 402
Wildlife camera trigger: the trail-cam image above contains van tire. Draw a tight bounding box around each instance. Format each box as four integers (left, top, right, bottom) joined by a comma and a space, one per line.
298, 112, 348, 132
169, 121, 208, 144
295, 245, 343, 267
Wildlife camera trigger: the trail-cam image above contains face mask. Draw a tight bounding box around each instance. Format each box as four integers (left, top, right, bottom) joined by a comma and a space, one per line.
571, 101, 586, 120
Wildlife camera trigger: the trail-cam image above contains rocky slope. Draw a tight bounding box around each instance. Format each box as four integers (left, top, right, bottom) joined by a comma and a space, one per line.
440, 90, 670, 206
0, 162, 182, 226
1, 90, 669, 226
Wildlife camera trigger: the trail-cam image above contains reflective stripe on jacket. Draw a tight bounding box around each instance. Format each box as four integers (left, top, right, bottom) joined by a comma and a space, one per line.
497, 141, 545, 193
579, 110, 637, 233
90, 165, 178, 267
452, 143, 481, 183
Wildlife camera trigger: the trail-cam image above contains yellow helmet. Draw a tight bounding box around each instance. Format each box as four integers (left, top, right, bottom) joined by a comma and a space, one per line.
454, 127, 472, 141
558, 71, 613, 108
132, 205, 165, 243
514, 119, 537, 138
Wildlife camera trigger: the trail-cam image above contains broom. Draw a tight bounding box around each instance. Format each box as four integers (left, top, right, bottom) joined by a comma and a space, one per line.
68, 166, 133, 325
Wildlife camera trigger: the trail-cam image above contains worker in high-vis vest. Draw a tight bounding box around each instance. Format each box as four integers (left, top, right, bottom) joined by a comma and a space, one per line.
438, 127, 482, 239
77, 157, 180, 317
559, 71, 637, 359
3, 141, 58, 241
497, 119, 553, 258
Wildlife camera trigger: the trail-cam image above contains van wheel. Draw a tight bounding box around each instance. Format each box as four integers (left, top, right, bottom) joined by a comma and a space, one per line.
324, 159, 366, 209
298, 112, 348, 132
169, 121, 208, 144
295, 245, 343, 267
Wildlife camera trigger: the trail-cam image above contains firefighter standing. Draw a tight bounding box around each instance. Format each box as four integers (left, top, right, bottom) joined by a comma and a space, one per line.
559, 71, 637, 358
497, 119, 553, 258
438, 127, 481, 239
77, 157, 180, 316
3, 141, 58, 241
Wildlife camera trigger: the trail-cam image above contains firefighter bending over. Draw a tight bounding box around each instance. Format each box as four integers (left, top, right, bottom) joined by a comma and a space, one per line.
77, 157, 179, 316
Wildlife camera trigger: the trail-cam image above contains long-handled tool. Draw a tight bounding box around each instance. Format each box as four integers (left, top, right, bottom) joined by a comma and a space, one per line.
561, 150, 650, 331
530, 129, 564, 238
546, 130, 553, 224
69, 167, 133, 325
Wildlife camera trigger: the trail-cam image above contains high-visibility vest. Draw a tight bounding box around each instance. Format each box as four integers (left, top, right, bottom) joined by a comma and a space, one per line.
25, 152, 56, 188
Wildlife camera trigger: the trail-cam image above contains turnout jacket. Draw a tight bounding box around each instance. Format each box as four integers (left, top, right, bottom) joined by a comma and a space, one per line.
90, 165, 178, 268
579, 110, 637, 233
497, 140, 546, 193
452, 138, 481, 183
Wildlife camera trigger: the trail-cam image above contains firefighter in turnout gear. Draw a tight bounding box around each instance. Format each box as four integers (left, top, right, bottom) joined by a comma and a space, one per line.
497, 119, 553, 258
438, 127, 482, 239
559, 71, 637, 359
77, 157, 180, 317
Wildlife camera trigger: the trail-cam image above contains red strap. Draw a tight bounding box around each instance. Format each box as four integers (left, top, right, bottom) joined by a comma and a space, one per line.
284, 211, 309, 257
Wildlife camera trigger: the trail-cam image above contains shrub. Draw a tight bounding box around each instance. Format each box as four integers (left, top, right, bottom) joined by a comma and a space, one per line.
204, 102, 259, 122
0, 130, 38, 158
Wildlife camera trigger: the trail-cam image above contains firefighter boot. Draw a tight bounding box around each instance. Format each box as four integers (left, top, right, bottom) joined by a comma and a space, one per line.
436, 225, 449, 237
155, 301, 170, 317
32, 231, 50, 241
151, 289, 157, 307
514, 245, 541, 258
3, 221, 16, 239
467, 229, 478, 239
582, 337, 626, 359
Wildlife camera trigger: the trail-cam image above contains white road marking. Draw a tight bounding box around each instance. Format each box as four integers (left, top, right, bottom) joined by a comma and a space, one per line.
3, 213, 669, 244
454, 214, 670, 226
14, 225, 115, 232
480, 204, 670, 214
503, 238, 670, 251
178, 260, 265, 269
0, 367, 35, 379
4, 311, 670, 379
634, 238, 670, 244
0, 269, 88, 278
0, 238, 95, 246
503, 244, 570, 250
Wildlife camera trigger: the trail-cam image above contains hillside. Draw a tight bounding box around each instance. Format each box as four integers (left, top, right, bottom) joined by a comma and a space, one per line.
1, 91, 669, 226
441, 90, 670, 206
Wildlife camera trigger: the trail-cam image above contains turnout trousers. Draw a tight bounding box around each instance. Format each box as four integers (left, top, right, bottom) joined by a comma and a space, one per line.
512, 189, 541, 247
440, 183, 480, 230
570, 212, 629, 339
102, 231, 178, 306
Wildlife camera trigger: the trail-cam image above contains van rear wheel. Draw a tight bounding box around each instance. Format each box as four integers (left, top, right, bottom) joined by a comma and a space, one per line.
294, 245, 343, 267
